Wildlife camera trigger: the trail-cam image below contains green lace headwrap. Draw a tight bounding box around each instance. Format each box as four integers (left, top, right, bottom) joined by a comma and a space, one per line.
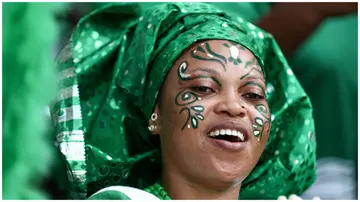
52, 2, 316, 199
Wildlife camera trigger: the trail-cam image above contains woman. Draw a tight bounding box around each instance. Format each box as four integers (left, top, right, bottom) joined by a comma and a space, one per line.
52, 2, 316, 199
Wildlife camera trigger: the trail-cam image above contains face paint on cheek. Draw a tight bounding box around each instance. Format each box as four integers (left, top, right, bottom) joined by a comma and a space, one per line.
175, 61, 205, 130
252, 104, 271, 141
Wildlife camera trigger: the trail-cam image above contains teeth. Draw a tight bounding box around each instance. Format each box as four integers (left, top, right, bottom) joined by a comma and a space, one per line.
238, 132, 244, 141
231, 130, 237, 136
226, 129, 232, 135
208, 129, 245, 141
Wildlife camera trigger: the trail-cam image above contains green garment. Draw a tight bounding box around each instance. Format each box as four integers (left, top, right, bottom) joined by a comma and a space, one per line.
214, 3, 358, 163
289, 15, 358, 163
52, 3, 316, 199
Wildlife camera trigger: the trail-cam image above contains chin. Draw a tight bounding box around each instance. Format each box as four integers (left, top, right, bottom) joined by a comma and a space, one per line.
209, 161, 251, 186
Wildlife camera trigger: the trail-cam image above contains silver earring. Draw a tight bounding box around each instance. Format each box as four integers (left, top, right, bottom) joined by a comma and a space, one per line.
148, 125, 155, 131
151, 113, 158, 121
148, 125, 157, 131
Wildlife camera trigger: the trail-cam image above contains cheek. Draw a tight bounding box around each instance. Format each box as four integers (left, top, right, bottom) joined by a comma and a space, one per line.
159, 97, 182, 132
160, 93, 212, 134
250, 103, 271, 141
159, 91, 194, 132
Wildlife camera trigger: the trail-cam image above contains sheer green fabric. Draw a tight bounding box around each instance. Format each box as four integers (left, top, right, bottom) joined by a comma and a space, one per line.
3, 2, 65, 199
51, 3, 316, 199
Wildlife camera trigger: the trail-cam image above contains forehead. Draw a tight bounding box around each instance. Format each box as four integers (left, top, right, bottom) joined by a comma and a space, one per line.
177, 40, 264, 79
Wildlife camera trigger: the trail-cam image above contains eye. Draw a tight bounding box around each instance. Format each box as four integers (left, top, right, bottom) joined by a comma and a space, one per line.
243, 93, 265, 100
190, 86, 215, 94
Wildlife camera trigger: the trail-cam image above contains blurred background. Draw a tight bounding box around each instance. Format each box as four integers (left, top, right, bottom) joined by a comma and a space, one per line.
3, 2, 358, 200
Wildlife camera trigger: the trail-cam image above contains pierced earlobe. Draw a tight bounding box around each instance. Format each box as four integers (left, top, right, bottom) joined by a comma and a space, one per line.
148, 112, 158, 132
148, 125, 157, 131
151, 113, 158, 121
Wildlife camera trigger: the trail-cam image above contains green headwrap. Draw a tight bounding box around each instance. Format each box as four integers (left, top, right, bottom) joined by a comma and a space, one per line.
52, 2, 316, 199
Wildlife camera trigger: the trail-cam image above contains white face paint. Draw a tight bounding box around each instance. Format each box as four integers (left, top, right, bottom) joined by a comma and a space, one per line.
255, 118, 263, 125
229, 46, 239, 58
178, 62, 191, 78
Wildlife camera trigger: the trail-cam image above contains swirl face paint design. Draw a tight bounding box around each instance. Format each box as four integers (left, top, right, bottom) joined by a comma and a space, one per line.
177, 41, 270, 139
240, 57, 270, 140
175, 61, 205, 130
191, 42, 227, 71
244, 57, 259, 69
191, 42, 245, 70
240, 66, 263, 80
252, 104, 270, 141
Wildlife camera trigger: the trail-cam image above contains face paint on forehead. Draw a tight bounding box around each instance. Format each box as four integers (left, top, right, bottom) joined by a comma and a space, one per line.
190, 41, 259, 72
191, 42, 227, 71
240, 66, 264, 81
175, 61, 206, 130
223, 42, 246, 66
244, 57, 259, 69
240, 54, 264, 81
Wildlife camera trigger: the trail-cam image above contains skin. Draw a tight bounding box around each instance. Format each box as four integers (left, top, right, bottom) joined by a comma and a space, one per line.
148, 40, 271, 200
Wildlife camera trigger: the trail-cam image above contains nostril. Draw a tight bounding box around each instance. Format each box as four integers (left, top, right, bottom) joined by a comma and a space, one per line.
239, 112, 245, 118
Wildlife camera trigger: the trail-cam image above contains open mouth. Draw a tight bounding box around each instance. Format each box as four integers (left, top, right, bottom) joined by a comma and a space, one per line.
208, 129, 245, 143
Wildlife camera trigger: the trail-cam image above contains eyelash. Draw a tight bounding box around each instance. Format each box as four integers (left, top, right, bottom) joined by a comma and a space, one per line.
242, 92, 265, 100
189, 86, 265, 100
190, 86, 215, 94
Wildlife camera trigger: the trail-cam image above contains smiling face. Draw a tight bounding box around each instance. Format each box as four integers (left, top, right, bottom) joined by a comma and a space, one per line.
150, 40, 271, 190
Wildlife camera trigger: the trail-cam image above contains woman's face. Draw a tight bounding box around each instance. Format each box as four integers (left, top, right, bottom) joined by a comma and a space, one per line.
151, 40, 270, 187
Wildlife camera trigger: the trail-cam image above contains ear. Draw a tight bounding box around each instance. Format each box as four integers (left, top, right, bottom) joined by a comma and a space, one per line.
148, 103, 161, 135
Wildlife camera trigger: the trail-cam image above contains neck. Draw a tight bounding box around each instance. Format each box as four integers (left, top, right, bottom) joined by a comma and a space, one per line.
161, 165, 242, 200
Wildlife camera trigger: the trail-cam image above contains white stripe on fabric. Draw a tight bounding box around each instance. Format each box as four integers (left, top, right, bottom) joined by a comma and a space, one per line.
58, 85, 79, 100
56, 130, 84, 142
59, 66, 75, 80
56, 105, 82, 123
59, 142, 85, 159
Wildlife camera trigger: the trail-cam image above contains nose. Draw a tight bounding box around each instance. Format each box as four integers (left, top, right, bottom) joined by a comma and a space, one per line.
214, 91, 247, 118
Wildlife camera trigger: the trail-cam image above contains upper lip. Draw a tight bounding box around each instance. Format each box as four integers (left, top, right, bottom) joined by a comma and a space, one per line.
206, 121, 249, 142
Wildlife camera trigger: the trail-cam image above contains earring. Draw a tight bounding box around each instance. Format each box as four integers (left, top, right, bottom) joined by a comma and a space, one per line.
151, 113, 158, 121
148, 125, 157, 131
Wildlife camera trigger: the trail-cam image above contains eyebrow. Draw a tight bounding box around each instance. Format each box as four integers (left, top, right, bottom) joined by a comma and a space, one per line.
192, 67, 220, 76
240, 67, 264, 80
240, 81, 266, 95
177, 67, 222, 87
244, 75, 264, 81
